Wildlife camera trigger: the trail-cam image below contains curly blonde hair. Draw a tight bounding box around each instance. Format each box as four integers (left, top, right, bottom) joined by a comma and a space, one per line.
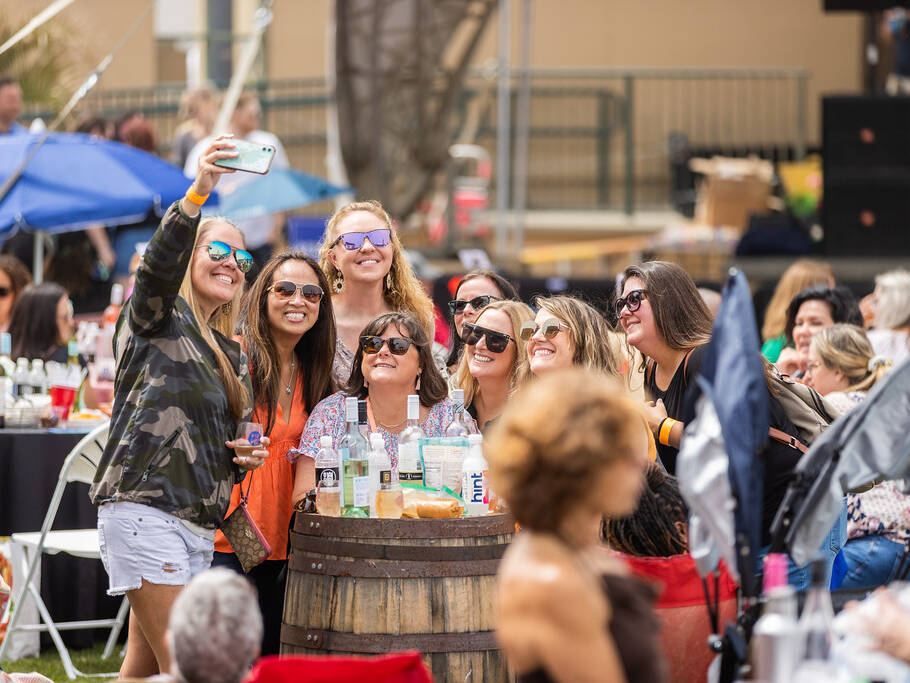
454, 299, 535, 407
318, 200, 434, 336
485, 369, 647, 533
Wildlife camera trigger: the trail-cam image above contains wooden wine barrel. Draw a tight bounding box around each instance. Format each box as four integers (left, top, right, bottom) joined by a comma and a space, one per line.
281, 513, 514, 683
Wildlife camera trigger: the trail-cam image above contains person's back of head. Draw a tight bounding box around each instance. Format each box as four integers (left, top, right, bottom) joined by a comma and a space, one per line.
873, 269, 910, 331
168, 568, 262, 683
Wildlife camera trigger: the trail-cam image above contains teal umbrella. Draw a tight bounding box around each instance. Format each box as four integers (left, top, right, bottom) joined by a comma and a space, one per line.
211, 167, 351, 221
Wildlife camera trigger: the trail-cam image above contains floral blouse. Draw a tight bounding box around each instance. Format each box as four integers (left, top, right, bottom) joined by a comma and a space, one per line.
288, 391, 473, 469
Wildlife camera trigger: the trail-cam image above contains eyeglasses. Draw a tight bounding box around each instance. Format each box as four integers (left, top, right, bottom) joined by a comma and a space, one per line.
461, 323, 514, 353
0, 286, 10, 298
360, 335, 419, 355
197, 241, 253, 274
519, 318, 567, 341
448, 295, 500, 316
270, 281, 324, 303
614, 289, 648, 317
332, 229, 392, 251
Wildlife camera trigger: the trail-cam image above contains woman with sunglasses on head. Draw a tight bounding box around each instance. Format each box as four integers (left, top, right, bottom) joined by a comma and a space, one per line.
89, 136, 269, 679
617, 262, 713, 475
446, 270, 519, 375
0, 254, 31, 333
523, 295, 620, 378
453, 299, 534, 432
211, 251, 335, 655
318, 201, 435, 386
292, 311, 468, 470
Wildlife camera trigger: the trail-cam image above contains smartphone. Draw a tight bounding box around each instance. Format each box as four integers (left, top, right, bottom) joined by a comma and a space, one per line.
214, 139, 277, 174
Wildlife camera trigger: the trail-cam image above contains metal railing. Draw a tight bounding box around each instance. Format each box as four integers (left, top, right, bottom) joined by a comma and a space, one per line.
23, 67, 808, 213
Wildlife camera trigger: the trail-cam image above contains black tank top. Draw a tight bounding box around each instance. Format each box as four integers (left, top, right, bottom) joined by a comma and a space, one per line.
516, 573, 666, 683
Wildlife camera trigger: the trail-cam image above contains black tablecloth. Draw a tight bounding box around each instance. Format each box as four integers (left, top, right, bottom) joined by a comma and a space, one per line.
0, 428, 121, 649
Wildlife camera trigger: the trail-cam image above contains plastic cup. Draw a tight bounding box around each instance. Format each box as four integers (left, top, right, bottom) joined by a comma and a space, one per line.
49, 385, 76, 422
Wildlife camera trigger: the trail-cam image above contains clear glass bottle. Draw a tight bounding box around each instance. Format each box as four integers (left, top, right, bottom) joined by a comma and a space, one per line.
445, 389, 470, 437
314, 435, 341, 516
752, 553, 799, 683
369, 433, 402, 519
798, 557, 836, 666
398, 394, 425, 483
358, 398, 370, 440
339, 397, 369, 517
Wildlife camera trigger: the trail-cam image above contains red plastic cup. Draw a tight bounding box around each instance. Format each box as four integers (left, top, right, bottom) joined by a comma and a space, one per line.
50, 385, 76, 422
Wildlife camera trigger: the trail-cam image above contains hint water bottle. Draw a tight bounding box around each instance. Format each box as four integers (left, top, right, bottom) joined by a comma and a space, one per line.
314, 435, 341, 516
398, 395, 424, 483
752, 553, 799, 683
461, 434, 489, 516
339, 397, 369, 517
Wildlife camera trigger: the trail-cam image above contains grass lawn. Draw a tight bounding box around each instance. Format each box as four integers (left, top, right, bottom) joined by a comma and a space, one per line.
1, 642, 121, 682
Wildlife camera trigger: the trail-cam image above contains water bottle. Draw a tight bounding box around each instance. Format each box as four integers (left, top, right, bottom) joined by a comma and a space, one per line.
29, 359, 48, 396
752, 553, 799, 683
461, 434, 488, 516
369, 433, 402, 519
314, 435, 341, 516
793, 557, 838, 681
13, 358, 31, 397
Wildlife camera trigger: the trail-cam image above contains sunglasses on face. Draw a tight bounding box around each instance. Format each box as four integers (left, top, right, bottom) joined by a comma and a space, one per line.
519, 318, 567, 341
461, 322, 515, 353
197, 240, 253, 273
614, 289, 648, 317
270, 281, 324, 303
0, 287, 10, 298
333, 228, 392, 251
360, 335, 419, 355
448, 295, 500, 316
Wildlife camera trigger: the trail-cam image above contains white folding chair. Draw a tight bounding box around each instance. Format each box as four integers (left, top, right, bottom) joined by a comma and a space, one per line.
0, 421, 129, 679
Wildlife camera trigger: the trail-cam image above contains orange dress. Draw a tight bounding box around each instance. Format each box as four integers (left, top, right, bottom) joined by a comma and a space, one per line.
214, 371, 308, 561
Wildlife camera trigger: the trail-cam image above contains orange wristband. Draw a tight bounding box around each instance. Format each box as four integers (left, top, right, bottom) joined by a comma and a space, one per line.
185, 188, 210, 206
658, 417, 677, 447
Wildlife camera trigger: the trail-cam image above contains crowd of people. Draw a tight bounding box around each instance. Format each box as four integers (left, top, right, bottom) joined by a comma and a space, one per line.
4, 79, 910, 683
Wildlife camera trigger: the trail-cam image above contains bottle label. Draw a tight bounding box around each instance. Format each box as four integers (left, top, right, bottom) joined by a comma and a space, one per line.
352, 476, 369, 507
316, 466, 340, 488
379, 469, 391, 485
398, 443, 422, 481
464, 470, 487, 504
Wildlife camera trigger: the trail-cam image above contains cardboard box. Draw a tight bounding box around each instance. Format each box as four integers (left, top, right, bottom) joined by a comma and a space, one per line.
690, 156, 774, 231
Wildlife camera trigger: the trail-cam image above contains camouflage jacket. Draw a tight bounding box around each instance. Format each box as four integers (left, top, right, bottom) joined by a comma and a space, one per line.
90, 201, 252, 529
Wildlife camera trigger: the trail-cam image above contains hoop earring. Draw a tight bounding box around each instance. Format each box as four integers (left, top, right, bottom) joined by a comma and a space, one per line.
332, 272, 344, 293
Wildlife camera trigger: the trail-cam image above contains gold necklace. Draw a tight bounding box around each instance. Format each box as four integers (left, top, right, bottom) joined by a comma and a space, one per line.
366, 397, 407, 430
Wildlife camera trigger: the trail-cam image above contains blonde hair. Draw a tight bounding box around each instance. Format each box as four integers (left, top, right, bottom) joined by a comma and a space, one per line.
811, 323, 892, 393
535, 295, 620, 377
455, 299, 535, 406
318, 200, 434, 336
179, 216, 250, 422
873, 269, 910, 330
762, 259, 835, 341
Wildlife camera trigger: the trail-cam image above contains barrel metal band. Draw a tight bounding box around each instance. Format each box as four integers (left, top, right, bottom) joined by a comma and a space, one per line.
290, 532, 508, 562
281, 624, 498, 653
289, 553, 501, 578
294, 514, 514, 539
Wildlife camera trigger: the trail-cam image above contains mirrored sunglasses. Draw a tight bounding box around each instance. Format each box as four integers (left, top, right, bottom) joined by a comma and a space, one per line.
614, 289, 648, 317
448, 294, 500, 316
519, 318, 567, 341
461, 323, 514, 353
333, 228, 392, 251
360, 335, 418, 355
270, 281, 324, 303
198, 240, 253, 273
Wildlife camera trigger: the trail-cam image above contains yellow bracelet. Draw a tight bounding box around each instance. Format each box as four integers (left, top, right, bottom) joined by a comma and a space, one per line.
658, 417, 677, 447
185, 188, 210, 206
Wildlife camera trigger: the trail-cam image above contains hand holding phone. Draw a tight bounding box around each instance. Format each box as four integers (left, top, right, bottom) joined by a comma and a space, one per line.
213, 138, 277, 175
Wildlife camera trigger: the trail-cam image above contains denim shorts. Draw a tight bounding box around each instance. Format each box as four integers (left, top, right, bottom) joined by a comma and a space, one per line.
98, 502, 214, 596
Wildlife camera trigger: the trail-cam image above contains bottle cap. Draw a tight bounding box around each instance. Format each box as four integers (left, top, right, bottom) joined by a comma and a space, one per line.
763, 553, 788, 592
345, 396, 358, 421
0, 332, 10, 356
370, 433, 384, 448
320, 435, 332, 448
407, 394, 419, 419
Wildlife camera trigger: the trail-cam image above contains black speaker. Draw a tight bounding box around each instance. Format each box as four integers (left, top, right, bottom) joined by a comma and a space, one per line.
823, 95, 910, 256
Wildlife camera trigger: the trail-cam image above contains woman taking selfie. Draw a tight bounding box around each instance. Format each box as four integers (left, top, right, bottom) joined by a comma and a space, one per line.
454, 299, 533, 431
318, 201, 434, 385
90, 136, 267, 678
489, 369, 664, 683
617, 262, 713, 475
212, 251, 335, 655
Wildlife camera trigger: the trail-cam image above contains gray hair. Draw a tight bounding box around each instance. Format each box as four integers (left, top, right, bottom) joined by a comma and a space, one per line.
168, 568, 262, 683
874, 269, 910, 331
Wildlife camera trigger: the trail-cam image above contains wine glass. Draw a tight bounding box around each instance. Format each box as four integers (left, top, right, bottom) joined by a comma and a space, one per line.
234, 422, 264, 459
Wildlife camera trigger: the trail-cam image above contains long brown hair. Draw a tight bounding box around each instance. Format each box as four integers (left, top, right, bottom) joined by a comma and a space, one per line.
318, 200, 435, 336
178, 217, 249, 422
762, 259, 834, 341
240, 251, 337, 432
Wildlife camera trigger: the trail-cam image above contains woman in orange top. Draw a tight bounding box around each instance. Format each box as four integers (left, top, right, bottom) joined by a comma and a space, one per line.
213, 251, 336, 655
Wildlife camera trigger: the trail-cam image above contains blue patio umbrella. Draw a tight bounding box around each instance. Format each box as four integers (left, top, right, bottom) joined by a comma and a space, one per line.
210, 167, 350, 221
0, 133, 209, 236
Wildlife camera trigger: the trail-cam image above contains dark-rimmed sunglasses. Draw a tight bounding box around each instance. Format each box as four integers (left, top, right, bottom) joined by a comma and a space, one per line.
332, 229, 392, 251
360, 335, 419, 355
270, 281, 324, 303
614, 289, 648, 317
461, 323, 514, 354
0, 286, 10, 297
448, 295, 500, 316
519, 318, 567, 341
197, 240, 253, 273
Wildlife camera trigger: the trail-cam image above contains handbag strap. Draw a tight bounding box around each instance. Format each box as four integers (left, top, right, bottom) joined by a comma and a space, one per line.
239, 470, 253, 505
